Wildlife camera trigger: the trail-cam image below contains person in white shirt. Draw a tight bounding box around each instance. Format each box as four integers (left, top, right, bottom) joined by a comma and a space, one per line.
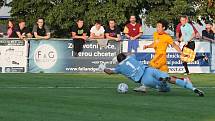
90, 20, 105, 39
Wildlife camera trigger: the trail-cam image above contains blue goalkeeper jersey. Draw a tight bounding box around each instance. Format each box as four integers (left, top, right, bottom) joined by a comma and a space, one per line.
114, 55, 147, 82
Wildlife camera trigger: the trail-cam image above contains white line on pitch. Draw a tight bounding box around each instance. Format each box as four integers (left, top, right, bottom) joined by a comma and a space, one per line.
0, 86, 215, 89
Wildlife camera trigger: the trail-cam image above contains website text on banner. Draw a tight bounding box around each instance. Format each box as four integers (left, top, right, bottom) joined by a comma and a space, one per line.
122, 39, 211, 73
29, 39, 120, 73
0, 39, 28, 73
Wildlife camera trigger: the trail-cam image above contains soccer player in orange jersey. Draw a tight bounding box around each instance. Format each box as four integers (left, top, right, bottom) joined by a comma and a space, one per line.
144, 20, 183, 72
133, 20, 184, 92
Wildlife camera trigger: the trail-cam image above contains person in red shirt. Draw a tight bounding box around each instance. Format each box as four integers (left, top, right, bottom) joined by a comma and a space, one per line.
176, 16, 200, 42
123, 15, 143, 53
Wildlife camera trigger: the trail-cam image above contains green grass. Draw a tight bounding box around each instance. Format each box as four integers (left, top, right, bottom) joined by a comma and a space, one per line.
0, 73, 215, 121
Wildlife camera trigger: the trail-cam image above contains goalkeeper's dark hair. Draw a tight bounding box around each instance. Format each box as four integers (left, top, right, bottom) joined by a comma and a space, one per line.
117, 53, 127, 63
157, 19, 169, 30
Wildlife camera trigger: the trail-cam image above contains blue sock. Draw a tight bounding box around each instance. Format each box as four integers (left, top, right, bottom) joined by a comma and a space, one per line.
176, 79, 195, 91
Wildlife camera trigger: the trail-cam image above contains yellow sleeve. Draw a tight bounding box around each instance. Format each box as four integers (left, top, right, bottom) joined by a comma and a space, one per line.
123, 26, 129, 34
139, 26, 143, 33
153, 32, 158, 41
166, 35, 173, 45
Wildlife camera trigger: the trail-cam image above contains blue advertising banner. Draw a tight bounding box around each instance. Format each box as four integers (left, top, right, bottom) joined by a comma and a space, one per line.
29, 39, 120, 73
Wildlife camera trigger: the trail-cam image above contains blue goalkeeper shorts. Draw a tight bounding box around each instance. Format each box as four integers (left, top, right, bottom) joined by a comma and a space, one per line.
140, 67, 171, 92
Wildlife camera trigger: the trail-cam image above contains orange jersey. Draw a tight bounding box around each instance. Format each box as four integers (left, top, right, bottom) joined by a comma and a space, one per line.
149, 32, 174, 72
153, 32, 173, 54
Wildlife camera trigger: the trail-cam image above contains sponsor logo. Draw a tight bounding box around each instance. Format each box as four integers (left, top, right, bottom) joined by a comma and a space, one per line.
34, 44, 57, 69
5, 67, 25, 72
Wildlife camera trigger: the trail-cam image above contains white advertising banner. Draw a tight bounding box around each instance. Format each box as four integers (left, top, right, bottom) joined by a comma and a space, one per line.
0, 39, 28, 73
122, 40, 211, 73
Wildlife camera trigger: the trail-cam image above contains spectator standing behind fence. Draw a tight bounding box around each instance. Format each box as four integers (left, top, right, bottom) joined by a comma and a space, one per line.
123, 15, 143, 53
7, 20, 17, 38
105, 19, 121, 41
32, 18, 50, 40
176, 16, 200, 42
202, 21, 215, 42
15, 19, 32, 41
71, 18, 88, 57
90, 20, 105, 39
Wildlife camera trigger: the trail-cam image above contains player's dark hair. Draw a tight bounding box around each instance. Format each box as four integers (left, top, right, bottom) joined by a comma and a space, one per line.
95, 20, 102, 25
130, 15, 136, 19
109, 19, 116, 22
36, 17, 45, 27
117, 53, 127, 63
18, 19, 25, 23
157, 19, 169, 30
7, 19, 15, 28
76, 18, 84, 22
37, 17, 45, 22
180, 15, 188, 19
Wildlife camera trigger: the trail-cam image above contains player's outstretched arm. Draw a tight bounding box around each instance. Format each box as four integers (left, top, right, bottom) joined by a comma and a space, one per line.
104, 68, 116, 75
171, 42, 185, 56
144, 42, 154, 49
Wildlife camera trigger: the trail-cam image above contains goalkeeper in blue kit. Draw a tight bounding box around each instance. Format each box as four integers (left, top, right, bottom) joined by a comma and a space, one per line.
104, 53, 204, 97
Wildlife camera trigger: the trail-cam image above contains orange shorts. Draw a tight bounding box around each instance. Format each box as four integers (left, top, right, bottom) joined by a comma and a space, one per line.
149, 53, 168, 72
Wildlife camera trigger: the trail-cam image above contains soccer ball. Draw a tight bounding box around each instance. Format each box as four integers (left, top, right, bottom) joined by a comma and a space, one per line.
117, 83, 128, 93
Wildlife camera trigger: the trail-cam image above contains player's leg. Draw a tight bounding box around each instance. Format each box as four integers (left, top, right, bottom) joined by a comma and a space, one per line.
135, 68, 170, 92
133, 67, 147, 92
182, 62, 190, 75
149, 75, 170, 92
142, 68, 171, 92
133, 68, 157, 92
182, 41, 195, 75
133, 84, 146, 92
134, 68, 166, 92
148, 67, 170, 81
142, 68, 168, 88
194, 54, 209, 63
161, 76, 204, 97
156, 79, 171, 92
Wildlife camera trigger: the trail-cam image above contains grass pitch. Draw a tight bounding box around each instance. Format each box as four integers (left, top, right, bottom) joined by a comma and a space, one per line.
0, 73, 214, 121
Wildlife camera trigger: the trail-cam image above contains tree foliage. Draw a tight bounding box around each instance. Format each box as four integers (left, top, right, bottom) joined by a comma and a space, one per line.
9, 0, 214, 37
